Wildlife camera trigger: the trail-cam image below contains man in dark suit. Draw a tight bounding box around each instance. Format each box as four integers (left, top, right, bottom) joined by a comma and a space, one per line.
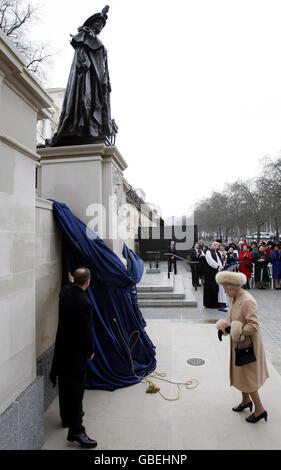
167, 240, 177, 275
49, 267, 97, 448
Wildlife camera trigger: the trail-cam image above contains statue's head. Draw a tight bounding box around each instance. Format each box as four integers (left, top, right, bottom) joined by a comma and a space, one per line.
83, 5, 109, 34
89, 17, 105, 34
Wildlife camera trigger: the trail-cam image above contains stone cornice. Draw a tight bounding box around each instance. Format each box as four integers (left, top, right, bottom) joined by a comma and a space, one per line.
103, 145, 128, 171
126, 190, 154, 221
37, 143, 128, 171
0, 134, 40, 162
0, 29, 53, 115
39, 156, 103, 165
35, 197, 53, 210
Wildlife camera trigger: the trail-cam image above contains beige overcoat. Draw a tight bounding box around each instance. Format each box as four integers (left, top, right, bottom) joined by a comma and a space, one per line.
227, 289, 269, 393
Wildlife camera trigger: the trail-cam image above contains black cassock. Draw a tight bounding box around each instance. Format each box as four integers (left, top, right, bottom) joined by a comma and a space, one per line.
50, 283, 95, 434
203, 249, 222, 308
190, 247, 202, 286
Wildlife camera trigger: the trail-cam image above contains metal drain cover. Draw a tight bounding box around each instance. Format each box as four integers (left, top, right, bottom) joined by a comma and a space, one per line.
187, 358, 205, 366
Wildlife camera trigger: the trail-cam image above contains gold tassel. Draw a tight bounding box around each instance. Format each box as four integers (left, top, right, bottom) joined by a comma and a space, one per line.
146, 382, 160, 394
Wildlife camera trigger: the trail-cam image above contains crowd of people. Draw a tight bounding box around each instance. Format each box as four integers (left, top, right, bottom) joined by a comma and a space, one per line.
189, 239, 281, 312
191, 239, 281, 290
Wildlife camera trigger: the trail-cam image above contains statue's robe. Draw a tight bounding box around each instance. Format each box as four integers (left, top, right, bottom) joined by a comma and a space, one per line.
50, 26, 112, 146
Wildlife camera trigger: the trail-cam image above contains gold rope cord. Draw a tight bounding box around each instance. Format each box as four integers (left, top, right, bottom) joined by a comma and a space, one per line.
113, 317, 199, 401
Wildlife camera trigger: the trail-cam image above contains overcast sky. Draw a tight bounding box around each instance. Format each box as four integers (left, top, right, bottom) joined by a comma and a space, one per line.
31, 0, 281, 220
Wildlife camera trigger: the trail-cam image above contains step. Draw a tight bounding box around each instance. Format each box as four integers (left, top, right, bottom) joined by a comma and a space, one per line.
137, 273, 197, 307
137, 273, 185, 299
137, 291, 185, 299
138, 298, 197, 307
137, 272, 174, 292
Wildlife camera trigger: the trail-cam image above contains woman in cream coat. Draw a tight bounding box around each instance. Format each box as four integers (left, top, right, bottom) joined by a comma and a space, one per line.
216, 271, 269, 423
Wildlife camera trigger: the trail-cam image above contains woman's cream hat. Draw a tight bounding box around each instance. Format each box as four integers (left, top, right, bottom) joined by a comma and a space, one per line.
216, 271, 247, 286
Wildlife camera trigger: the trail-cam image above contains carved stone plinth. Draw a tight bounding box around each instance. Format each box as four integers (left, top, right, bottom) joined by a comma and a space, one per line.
37, 143, 128, 265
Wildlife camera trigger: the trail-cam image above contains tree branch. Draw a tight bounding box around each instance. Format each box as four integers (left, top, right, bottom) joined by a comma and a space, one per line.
6, 4, 32, 36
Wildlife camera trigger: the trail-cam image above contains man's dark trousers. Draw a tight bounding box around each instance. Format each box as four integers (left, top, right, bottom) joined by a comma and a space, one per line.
58, 364, 86, 434
168, 258, 177, 274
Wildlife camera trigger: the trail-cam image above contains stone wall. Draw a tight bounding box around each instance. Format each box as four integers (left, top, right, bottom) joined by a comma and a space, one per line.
0, 138, 37, 416
35, 197, 61, 358
35, 197, 61, 410
0, 29, 52, 449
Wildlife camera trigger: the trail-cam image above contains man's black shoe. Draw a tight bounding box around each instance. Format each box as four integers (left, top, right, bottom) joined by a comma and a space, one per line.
67, 431, 97, 448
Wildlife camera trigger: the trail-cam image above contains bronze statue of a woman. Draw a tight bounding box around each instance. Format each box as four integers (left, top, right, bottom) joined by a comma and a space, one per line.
47, 6, 117, 147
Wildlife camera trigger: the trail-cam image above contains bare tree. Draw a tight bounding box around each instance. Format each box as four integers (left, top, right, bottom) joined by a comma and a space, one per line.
194, 156, 281, 242
0, 0, 52, 82
227, 179, 268, 243
258, 156, 281, 239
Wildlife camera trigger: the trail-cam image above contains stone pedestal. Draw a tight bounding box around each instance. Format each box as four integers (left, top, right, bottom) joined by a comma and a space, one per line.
37, 144, 129, 264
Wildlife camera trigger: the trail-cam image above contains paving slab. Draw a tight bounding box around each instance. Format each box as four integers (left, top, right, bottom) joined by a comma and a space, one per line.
42, 322, 281, 450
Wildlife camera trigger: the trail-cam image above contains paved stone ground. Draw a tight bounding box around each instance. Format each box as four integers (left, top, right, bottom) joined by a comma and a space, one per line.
141, 261, 281, 375
43, 322, 281, 450
42, 260, 281, 450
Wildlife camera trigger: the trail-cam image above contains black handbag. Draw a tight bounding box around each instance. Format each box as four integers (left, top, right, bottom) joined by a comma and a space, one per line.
235, 333, 256, 367
246, 262, 252, 268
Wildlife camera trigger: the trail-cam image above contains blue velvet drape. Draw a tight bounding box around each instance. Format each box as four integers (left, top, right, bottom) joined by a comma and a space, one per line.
51, 200, 156, 390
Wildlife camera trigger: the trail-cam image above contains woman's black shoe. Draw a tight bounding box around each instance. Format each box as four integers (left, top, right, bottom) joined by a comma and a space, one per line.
232, 401, 253, 412
67, 431, 97, 448
246, 411, 267, 423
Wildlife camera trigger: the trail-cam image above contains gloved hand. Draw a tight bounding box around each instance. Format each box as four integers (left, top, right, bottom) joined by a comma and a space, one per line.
216, 319, 231, 341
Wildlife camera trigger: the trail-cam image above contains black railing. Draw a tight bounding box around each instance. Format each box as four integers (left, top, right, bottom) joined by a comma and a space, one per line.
164, 253, 200, 290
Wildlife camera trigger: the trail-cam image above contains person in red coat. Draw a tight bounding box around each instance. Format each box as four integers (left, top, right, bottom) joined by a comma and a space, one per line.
239, 244, 253, 289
